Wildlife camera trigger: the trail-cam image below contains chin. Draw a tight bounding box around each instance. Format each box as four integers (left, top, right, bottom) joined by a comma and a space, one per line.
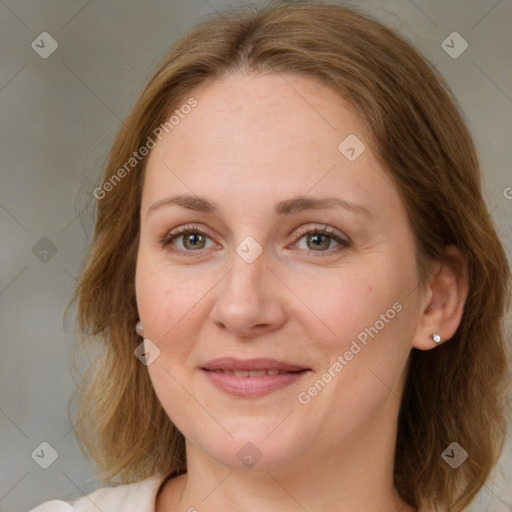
186, 417, 314, 471
204, 438, 303, 471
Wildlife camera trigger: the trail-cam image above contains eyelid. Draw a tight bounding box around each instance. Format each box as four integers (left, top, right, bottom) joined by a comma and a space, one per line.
291, 223, 349, 243
160, 223, 214, 246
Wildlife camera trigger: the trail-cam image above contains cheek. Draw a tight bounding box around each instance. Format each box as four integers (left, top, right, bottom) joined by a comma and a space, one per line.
135, 251, 208, 341
135, 257, 202, 428
289, 257, 411, 348
292, 256, 417, 403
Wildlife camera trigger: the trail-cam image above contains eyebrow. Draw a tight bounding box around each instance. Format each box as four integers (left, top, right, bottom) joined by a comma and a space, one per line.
146, 194, 372, 218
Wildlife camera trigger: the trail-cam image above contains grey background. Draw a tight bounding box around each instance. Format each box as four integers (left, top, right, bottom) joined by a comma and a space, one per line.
0, 0, 511, 511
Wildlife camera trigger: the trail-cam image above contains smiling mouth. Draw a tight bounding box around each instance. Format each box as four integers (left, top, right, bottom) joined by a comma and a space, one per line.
200, 358, 311, 397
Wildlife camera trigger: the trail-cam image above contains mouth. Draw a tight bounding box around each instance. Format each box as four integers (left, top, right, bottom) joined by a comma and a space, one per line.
205, 368, 303, 377
200, 358, 311, 397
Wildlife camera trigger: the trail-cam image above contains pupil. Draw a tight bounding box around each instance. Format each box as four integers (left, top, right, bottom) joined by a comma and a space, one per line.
309, 234, 328, 250
186, 234, 203, 248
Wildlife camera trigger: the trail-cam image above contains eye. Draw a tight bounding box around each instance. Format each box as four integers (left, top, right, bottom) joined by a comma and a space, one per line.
292, 224, 351, 255
159, 223, 351, 258
159, 224, 216, 257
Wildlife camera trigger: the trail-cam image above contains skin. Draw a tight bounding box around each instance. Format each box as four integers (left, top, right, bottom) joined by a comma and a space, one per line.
135, 72, 468, 512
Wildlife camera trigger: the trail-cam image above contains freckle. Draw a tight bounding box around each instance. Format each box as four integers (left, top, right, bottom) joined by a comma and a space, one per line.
368, 286, 373, 293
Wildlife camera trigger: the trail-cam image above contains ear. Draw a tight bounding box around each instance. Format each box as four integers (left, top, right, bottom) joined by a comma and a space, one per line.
412, 245, 469, 350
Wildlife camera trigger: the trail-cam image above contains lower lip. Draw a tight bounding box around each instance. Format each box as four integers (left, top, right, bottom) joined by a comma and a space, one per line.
201, 369, 309, 397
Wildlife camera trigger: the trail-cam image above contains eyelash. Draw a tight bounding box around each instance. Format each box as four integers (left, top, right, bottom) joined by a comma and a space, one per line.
159, 223, 351, 258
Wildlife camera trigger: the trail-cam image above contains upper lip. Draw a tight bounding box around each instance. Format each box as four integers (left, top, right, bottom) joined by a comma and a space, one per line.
201, 358, 310, 372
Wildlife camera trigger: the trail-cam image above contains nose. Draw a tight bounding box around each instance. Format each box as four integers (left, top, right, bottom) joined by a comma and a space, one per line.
209, 250, 287, 339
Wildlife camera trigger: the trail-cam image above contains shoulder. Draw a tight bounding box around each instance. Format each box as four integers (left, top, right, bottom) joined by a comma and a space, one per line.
27, 475, 166, 512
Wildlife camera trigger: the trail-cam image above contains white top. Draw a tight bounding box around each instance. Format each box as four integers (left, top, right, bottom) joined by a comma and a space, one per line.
28, 475, 434, 511
28, 475, 166, 512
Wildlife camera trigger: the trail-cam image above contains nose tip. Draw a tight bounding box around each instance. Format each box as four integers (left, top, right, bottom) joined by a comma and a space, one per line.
210, 258, 287, 339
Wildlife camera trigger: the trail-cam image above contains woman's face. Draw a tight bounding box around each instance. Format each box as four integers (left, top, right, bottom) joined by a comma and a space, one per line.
135, 72, 428, 471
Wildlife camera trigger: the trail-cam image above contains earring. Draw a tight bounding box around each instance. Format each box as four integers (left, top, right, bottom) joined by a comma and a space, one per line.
135, 320, 144, 337
431, 333, 441, 344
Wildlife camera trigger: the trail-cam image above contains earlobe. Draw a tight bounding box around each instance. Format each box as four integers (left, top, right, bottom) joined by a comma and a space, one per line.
431, 333, 441, 344
412, 246, 469, 351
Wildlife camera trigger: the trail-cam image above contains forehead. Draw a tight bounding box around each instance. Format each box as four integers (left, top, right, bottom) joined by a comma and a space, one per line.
142, 72, 402, 220
148, 72, 365, 161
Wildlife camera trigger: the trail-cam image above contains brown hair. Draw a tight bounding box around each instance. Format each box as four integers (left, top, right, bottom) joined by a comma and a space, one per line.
68, 2, 511, 510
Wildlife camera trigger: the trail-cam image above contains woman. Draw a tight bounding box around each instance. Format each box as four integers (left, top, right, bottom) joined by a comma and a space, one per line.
30, 1, 510, 511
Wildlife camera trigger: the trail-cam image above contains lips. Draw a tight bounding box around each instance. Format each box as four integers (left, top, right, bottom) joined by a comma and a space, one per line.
200, 358, 311, 397
201, 357, 309, 372
210, 369, 291, 377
